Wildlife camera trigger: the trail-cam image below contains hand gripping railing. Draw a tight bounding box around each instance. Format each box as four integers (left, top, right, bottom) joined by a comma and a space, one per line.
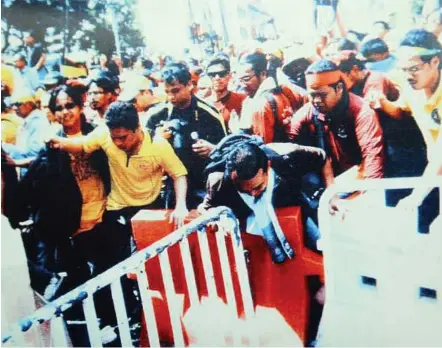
1, 206, 255, 347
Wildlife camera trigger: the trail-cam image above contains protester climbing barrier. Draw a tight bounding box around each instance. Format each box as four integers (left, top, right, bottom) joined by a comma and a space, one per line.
317, 176, 442, 346
1, 207, 255, 347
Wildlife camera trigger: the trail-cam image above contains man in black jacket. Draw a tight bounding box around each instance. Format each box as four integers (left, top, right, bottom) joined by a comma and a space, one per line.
198, 135, 326, 262
146, 62, 226, 208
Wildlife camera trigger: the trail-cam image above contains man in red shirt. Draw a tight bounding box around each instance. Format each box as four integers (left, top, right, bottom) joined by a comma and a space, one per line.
237, 51, 308, 143
206, 55, 246, 133
290, 59, 384, 186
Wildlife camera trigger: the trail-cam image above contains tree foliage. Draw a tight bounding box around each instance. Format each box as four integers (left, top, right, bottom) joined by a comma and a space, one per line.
1, 0, 144, 56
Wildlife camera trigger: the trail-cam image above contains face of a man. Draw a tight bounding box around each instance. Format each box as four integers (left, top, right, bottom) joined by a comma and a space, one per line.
15, 59, 26, 70
55, 91, 81, 130
135, 90, 155, 112
234, 168, 268, 200
164, 81, 192, 109
88, 82, 112, 111
308, 83, 343, 114
109, 127, 140, 154
207, 63, 231, 93
15, 102, 33, 118
399, 56, 440, 91
237, 64, 263, 97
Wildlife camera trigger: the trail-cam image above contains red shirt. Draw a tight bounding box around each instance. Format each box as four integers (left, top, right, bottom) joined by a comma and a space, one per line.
289, 93, 384, 179
352, 71, 400, 101
212, 91, 247, 124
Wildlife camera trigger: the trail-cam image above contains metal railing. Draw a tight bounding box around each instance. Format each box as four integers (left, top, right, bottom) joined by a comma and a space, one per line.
2, 206, 255, 347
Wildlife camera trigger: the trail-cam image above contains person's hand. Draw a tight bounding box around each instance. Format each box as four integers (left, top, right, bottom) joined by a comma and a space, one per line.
192, 139, 215, 157
155, 125, 173, 140
45, 135, 63, 149
169, 204, 189, 228
329, 194, 349, 220
366, 90, 385, 110
1, 150, 16, 166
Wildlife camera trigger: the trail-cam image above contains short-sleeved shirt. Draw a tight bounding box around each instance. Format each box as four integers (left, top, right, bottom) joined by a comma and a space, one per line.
83, 126, 187, 211
396, 72, 442, 156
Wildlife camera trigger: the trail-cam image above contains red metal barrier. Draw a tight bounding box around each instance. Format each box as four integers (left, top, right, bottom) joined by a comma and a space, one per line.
131, 207, 323, 346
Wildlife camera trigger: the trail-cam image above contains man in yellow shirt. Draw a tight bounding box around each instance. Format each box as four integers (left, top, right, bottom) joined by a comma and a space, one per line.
370, 28, 441, 232
50, 101, 189, 264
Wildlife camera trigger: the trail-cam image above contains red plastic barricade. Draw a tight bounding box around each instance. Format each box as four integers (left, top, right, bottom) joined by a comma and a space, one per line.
131, 207, 323, 346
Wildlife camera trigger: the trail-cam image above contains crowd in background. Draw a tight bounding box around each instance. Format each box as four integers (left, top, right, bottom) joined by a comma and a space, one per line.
1, 5, 442, 347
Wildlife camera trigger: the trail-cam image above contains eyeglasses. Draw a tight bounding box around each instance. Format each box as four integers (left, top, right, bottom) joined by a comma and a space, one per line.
54, 102, 77, 112
87, 91, 105, 96
207, 70, 229, 79
238, 74, 256, 83
400, 62, 427, 74
431, 108, 441, 125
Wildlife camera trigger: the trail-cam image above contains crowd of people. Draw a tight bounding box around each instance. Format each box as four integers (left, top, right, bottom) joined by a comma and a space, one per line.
1, 8, 442, 346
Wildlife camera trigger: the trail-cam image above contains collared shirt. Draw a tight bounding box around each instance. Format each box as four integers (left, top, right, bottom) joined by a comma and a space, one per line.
2, 109, 49, 160
83, 126, 187, 210
396, 71, 442, 157
210, 91, 247, 125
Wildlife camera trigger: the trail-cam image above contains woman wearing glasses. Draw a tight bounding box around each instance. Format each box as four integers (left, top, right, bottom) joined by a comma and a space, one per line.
19, 84, 111, 345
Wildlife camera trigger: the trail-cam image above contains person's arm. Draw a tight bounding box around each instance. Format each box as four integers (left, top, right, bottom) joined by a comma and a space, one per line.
354, 106, 385, 179
368, 92, 405, 119
50, 126, 105, 154
48, 136, 86, 153
197, 172, 224, 214
35, 53, 46, 71
169, 175, 189, 227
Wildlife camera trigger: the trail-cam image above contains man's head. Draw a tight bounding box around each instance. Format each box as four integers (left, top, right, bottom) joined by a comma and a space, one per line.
24, 30, 42, 46
118, 74, 157, 112
104, 101, 141, 154
54, 85, 84, 130
360, 37, 390, 62
237, 52, 267, 97
87, 74, 116, 113
161, 62, 193, 109
333, 50, 366, 86
12, 90, 36, 118
14, 54, 27, 71
305, 59, 346, 114
227, 143, 269, 199
398, 29, 442, 90
206, 55, 231, 94
196, 74, 212, 99
371, 21, 390, 39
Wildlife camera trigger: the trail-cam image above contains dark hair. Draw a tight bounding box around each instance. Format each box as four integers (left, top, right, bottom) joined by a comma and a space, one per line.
226, 143, 268, 181
306, 59, 339, 74
373, 21, 390, 31
53, 85, 85, 109
207, 55, 231, 73
239, 52, 267, 75
400, 29, 442, 64
305, 59, 346, 90
360, 38, 389, 58
104, 101, 140, 131
140, 58, 154, 71
88, 73, 118, 94
337, 38, 358, 51
337, 52, 366, 73
161, 62, 191, 85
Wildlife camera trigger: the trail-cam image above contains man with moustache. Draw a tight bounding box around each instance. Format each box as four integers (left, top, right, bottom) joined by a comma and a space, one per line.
87, 73, 117, 125
369, 29, 441, 232
290, 59, 384, 188
206, 55, 246, 133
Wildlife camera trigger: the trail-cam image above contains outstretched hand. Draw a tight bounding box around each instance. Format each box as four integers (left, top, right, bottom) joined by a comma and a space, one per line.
169, 205, 189, 228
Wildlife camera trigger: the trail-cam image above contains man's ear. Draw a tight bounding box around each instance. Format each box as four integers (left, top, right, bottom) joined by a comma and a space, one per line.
431, 56, 440, 69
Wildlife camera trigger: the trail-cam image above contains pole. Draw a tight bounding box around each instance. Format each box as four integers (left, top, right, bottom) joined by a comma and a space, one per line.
218, 0, 229, 46
64, 0, 70, 60
109, 2, 122, 57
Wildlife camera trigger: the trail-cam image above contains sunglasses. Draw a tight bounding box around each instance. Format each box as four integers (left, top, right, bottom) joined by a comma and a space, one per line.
55, 102, 77, 112
207, 71, 229, 79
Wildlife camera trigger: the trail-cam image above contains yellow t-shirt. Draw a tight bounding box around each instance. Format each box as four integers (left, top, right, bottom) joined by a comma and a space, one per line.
397, 73, 442, 158
67, 133, 106, 235
83, 126, 187, 211
1, 112, 23, 144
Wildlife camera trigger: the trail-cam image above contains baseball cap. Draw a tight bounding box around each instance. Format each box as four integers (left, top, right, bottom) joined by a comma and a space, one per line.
118, 74, 154, 102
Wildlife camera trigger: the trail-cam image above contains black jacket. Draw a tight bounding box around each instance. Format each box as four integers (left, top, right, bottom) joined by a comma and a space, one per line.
19, 121, 110, 242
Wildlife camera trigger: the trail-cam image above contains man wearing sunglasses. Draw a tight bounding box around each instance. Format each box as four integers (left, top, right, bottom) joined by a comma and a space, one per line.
2, 91, 49, 175
237, 51, 308, 143
206, 55, 246, 133
369, 29, 442, 232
